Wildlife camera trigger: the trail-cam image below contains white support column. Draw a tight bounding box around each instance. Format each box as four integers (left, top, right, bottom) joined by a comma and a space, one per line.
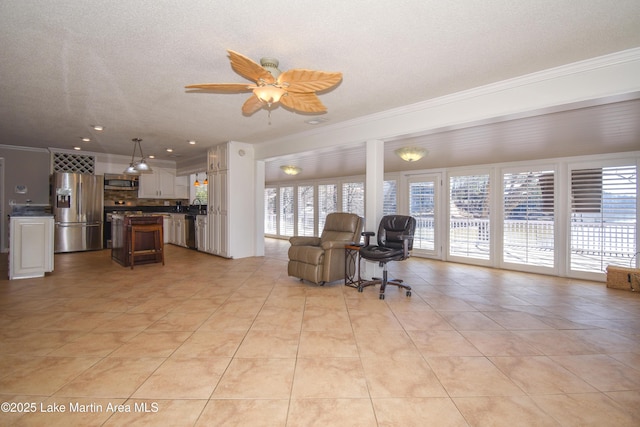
255, 159, 265, 256
362, 139, 384, 280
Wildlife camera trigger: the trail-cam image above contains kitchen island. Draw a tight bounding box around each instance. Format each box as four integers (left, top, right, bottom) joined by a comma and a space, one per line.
111, 213, 164, 268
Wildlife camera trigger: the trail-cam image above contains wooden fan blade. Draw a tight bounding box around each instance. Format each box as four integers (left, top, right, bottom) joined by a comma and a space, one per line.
279, 91, 327, 113
277, 69, 342, 93
185, 83, 253, 93
242, 94, 264, 115
228, 50, 275, 84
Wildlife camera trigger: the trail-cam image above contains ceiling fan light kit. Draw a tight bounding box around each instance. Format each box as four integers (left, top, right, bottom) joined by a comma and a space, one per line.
186, 50, 342, 116
253, 84, 287, 105
395, 147, 428, 162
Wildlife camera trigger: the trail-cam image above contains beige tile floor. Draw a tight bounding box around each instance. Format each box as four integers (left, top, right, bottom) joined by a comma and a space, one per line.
1, 239, 639, 426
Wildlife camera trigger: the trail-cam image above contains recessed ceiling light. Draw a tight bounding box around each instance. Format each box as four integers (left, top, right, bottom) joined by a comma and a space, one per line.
166, 148, 173, 152
148, 155, 155, 159
91, 125, 104, 131
305, 118, 328, 125
188, 140, 196, 145
73, 146, 82, 150
81, 137, 91, 142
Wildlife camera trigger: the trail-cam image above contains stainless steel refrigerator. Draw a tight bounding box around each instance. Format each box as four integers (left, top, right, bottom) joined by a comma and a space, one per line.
52, 172, 104, 253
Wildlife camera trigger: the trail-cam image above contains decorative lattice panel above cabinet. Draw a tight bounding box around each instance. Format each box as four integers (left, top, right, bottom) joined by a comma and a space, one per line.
53, 153, 95, 174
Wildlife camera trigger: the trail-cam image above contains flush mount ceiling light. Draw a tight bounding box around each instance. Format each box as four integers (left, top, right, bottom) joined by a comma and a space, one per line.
124, 138, 153, 175
280, 165, 302, 176
186, 50, 342, 117
395, 147, 428, 162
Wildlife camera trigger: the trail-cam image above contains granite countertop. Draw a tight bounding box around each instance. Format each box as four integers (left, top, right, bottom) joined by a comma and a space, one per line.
9, 213, 55, 217
9, 203, 54, 217
112, 212, 165, 218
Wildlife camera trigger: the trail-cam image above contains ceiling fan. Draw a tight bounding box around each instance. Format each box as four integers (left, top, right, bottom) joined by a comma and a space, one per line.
185, 50, 342, 116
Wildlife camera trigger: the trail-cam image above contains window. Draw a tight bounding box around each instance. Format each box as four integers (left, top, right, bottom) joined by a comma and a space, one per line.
342, 181, 365, 217
449, 173, 491, 260
409, 177, 437, 252
318, 184, 337, 232
570, 165, 637, 273
264, 188, 277, 235
383, 180, 397, 215
297, 185, 315, 236
190, 173, 208, 204
279, 186, 294, 236
502, 170, 555, 268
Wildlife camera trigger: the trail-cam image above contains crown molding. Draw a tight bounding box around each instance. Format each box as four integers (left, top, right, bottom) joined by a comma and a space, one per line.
0, 144, 50, 153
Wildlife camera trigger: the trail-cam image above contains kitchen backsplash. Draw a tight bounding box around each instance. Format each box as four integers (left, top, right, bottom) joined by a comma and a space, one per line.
104, 189, 188, 207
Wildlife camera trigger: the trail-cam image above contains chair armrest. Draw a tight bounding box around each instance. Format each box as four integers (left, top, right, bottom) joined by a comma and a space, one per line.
361, 231, 375, 246
289, 236, 321, 246
400, 234, 411, 258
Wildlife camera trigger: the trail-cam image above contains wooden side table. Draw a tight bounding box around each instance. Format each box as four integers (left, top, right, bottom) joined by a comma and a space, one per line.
344, 244, 363, 288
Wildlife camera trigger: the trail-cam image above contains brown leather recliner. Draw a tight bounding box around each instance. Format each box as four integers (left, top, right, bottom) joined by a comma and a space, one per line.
288, 212, 363, 285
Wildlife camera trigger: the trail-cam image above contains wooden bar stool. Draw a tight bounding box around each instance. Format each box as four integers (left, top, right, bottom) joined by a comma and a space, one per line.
130, 223, 164, 269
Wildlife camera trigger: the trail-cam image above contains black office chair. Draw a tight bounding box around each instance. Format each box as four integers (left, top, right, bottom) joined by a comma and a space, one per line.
358, 215, 416, 300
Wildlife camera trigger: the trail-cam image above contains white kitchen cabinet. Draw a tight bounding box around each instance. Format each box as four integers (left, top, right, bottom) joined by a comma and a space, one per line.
174, 175, 189, 199
169, 213, 186, 247
139, 167, 176, 198
161, 215, 170, 244
196, 215, 208, 252
207, 143, 228, 172
9, 216, 54, 280
207, 141, 255, 258
208, 169, 228, 257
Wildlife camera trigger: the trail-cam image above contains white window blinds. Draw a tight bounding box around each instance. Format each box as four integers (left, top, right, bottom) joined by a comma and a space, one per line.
503, 170, 555, 267
409, 180, 436, 251
297, 185, 315, 236
342, 182, 365, 217
383, 180, 397, 215
449, 174, 491, 260
570, 165, 637, 273
279, 186, 294, 237
318, 184, 337, 232
264, 187, 277, 235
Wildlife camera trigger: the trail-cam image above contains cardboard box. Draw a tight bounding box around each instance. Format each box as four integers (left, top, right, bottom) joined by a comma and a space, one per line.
606, 265, 640, 291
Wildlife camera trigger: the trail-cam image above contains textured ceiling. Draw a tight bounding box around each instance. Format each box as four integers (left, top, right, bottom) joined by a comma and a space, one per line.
1, 1, 639, 181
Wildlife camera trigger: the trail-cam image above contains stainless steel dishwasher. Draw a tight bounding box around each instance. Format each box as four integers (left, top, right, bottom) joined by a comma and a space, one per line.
185, 214, 197, 249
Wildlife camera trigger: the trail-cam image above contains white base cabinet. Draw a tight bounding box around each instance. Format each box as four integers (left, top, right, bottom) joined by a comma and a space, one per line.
196, 215, 208, 252
9, 216, 54, 280
162, 215, 170, 244
168, 214, 186, 247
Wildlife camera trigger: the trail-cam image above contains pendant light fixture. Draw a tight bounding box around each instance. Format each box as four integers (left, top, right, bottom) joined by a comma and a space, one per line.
194, 173, 200, 187
123, 138, 154, 174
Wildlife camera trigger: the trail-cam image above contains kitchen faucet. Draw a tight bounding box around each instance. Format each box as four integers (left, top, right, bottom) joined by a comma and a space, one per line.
192, 198, 202, 214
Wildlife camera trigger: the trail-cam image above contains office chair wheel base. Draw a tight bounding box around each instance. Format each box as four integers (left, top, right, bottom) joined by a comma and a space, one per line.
357, 286, 363, 293
379, 293, 385, 300
406, 290, 412, 297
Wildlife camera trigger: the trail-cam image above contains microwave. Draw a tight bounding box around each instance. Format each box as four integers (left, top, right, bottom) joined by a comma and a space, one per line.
104, 174, 139, 191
